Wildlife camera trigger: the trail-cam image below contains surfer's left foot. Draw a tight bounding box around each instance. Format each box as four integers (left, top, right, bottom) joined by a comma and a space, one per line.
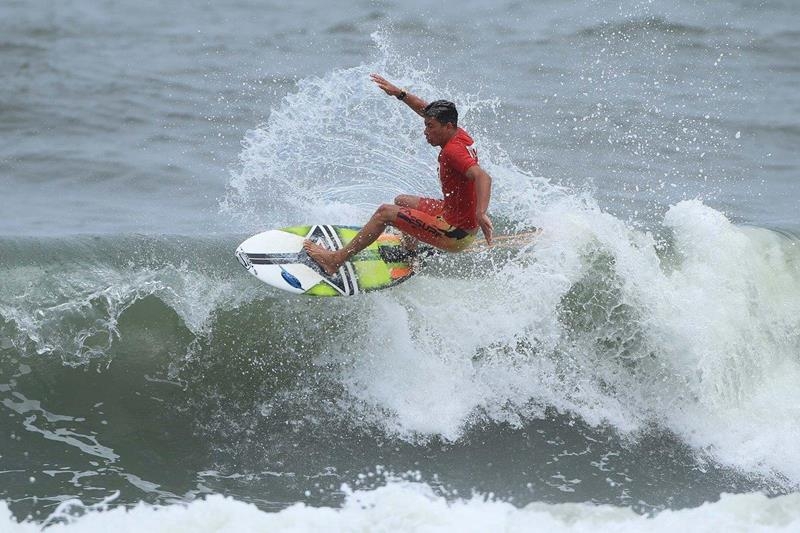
303, 240, 343, 275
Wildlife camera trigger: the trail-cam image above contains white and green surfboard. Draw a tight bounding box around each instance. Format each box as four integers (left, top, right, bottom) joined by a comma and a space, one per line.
235, 225, 418, 297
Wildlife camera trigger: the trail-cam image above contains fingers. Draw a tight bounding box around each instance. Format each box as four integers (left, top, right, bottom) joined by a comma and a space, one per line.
480, 214, 493, 245
481, 222, 493, 246
370, 73, 396, 96
370, 73, 392, 85
370, 73, 387, 88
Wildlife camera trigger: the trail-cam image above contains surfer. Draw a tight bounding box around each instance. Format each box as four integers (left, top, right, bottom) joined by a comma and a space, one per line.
304, 73, 493, 275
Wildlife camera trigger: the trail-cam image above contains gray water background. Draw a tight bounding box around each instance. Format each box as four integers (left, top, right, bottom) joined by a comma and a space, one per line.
2, 0, 798, 236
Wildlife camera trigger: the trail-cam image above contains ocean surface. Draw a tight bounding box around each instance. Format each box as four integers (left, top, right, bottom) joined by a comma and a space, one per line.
2, 0, 800, 530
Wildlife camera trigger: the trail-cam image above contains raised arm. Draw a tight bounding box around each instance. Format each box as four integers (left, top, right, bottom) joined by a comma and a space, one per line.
370, 74, 427, 117
466, 165, 493, 245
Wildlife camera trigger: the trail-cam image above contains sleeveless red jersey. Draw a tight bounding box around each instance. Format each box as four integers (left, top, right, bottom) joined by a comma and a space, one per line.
438, 128, 479, 229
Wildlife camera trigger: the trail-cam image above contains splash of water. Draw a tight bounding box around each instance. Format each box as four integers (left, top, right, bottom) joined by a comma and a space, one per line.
219, 34, 800, 486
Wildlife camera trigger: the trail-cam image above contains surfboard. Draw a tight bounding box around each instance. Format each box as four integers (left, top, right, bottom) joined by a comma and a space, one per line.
235, 225, 541, 297
235, 225, 418, 297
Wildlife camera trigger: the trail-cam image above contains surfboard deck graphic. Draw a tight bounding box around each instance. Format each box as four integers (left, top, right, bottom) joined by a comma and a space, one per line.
235, 225, 417, 296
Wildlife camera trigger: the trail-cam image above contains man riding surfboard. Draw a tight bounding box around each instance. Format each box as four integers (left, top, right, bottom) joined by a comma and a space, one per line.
304, 73, 493, 275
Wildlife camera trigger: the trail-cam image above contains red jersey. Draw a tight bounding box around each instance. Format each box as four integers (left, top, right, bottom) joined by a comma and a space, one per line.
438, 128, 479, 229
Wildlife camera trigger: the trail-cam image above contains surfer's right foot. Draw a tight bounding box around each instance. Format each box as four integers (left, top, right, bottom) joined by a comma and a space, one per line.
303, 240, 343, 276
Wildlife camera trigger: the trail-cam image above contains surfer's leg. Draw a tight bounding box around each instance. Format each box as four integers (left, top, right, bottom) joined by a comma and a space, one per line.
394, 197, 421, 249
394, 197, 443, 250
304, 204, 401, 275
393, 208, 476, 253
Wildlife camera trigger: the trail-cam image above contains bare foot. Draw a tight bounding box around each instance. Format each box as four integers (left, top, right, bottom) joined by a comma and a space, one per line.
303, 240, 343, 276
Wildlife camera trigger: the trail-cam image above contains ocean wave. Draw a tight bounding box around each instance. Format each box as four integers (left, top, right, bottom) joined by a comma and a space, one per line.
3, 482, 798, 532
3, 197, 800, 489
4, 38, 800, 495
0, 40, 47, 53
0, 234, 254, 363
574, 17, 713, 39
5, 48, 800, 483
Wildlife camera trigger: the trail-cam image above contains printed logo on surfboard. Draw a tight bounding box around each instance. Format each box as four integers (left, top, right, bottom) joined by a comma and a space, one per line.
279, 266, 303, 290
236, 249, 253, 270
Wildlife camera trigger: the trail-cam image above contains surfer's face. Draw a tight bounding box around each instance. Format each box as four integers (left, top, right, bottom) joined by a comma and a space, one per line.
424, 117, 454, 147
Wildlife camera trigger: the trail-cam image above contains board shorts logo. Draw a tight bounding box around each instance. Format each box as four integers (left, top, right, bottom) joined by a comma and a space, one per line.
397, 210, 443, 239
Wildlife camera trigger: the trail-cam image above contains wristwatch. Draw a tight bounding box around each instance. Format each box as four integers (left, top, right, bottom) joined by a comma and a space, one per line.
396, 90, 407, 101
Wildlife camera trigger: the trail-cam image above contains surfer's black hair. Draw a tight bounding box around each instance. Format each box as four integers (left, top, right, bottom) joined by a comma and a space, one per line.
423, 100, 458, 126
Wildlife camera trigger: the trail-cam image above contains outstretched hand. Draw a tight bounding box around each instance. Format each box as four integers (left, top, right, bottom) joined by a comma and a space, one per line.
479, 212, 493, 246
370, 73, 402, 98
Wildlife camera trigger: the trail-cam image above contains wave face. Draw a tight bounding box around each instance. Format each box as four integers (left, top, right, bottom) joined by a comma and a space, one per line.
7, 203, 800, 488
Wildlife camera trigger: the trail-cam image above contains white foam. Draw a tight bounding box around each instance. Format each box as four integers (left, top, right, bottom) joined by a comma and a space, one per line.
3, 483, 799, 532
649, 201, 800, 480
333, 197, 800, 484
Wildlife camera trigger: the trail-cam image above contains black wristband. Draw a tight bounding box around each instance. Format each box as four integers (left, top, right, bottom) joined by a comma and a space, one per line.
396, 90, 407, 101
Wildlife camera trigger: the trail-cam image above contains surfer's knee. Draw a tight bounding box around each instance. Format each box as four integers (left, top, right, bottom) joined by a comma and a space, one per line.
374, 203, 400, 223
394, 195, 418, 208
